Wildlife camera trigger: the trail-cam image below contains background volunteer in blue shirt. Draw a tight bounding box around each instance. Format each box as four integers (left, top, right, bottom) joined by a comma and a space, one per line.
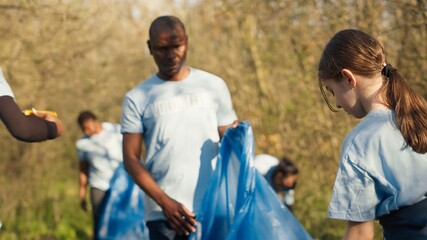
254, 154, 299, 211
76, 110, 123, 239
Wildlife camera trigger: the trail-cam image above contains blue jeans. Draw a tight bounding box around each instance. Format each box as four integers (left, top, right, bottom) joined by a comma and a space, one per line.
146, 220, 188, 240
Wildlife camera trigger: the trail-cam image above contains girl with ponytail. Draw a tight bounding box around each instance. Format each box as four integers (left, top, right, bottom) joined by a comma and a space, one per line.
318, 29, 427, 239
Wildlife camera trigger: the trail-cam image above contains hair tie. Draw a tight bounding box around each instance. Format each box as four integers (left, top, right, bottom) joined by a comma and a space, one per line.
381, 63, 395, 78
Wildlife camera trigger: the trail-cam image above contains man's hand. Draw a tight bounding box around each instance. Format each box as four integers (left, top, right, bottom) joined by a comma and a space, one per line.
160, 196, 196, 236
232, 120, 240, 128
80, 199, 88, 211
123, 133, 196, 236
218, 120, 240, 138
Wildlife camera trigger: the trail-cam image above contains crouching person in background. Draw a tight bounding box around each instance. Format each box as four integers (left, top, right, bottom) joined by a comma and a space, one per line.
254, 154, 299, 211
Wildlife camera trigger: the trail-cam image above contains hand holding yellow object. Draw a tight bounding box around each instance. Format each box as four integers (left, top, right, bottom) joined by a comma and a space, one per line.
23, 108, 63, 136
23, 108, 58, 117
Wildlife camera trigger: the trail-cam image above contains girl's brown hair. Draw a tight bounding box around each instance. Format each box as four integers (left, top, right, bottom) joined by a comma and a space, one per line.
318, 29, 427, 154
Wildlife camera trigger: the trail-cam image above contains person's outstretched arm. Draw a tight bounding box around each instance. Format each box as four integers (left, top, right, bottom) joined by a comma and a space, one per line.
0, 96, 63, 142
122, 133, 196, 236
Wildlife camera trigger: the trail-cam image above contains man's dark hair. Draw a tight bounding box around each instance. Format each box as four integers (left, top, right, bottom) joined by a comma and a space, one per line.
77, 110, 97, 127
149, 15, 186, 39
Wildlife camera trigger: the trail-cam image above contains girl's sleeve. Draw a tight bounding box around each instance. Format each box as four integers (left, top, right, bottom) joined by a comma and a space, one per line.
0, 96, 57, 142
328, 156, 380, 222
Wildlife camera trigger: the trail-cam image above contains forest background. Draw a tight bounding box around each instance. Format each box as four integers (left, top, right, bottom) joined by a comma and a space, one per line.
0, 0, 425, 239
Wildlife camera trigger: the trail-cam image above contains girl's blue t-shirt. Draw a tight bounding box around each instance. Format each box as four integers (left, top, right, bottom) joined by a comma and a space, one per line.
329, 109, 427, 221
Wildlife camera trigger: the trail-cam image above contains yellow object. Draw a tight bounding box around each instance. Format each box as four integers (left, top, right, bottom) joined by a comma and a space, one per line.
23, 109, 58, 117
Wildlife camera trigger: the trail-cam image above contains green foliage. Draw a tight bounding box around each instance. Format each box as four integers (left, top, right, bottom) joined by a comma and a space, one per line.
0, 183, 92, 239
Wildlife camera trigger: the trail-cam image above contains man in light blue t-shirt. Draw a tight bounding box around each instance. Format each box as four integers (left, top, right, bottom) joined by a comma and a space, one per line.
121, 16, 238, 240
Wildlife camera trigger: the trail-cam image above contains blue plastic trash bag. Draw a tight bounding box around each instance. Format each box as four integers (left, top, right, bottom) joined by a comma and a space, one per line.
97, 163, 148, 240
190, 121, 312, 240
